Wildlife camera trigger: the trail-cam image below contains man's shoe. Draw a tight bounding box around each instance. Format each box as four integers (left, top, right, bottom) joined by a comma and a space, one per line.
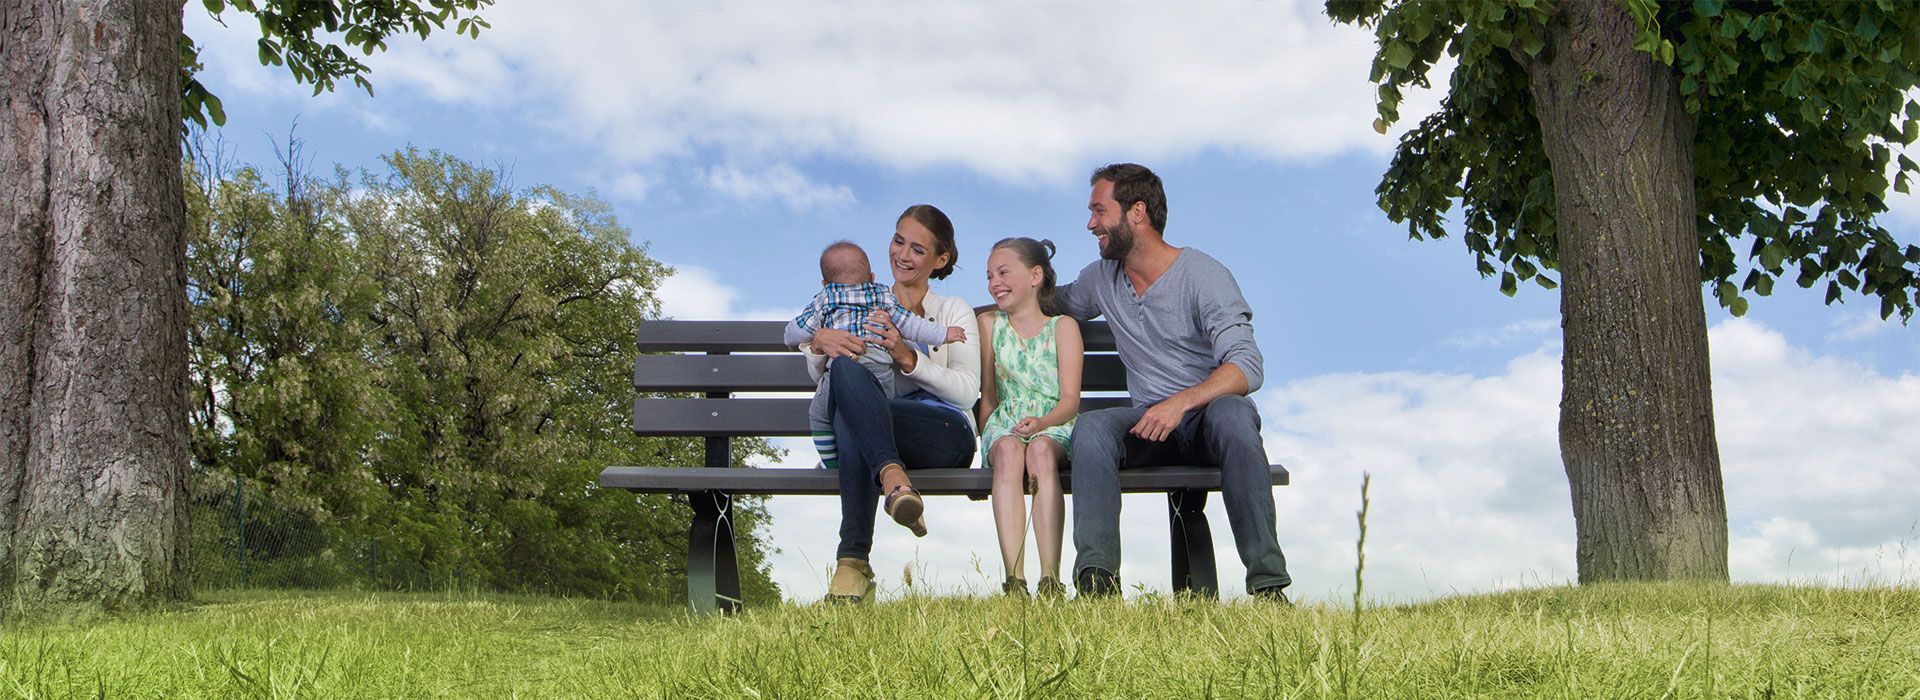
1251, 584, 1292, 606
824, 557, 875, 604
1074, 567, 1120, 598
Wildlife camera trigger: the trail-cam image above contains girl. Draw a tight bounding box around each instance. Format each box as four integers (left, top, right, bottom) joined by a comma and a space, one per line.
976, 237, 1082, 599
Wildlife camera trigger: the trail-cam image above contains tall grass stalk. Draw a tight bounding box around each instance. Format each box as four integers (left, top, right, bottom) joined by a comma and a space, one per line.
1340, 471, 1373, 699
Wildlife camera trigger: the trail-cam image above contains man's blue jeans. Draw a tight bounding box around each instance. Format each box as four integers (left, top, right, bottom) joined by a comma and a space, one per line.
1068, 395, 1292, 591
827, 357, 976, 561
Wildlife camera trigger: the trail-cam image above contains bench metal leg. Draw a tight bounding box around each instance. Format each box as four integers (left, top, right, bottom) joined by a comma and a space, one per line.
1168, 488, 1219, 598
687, 489, 742, 615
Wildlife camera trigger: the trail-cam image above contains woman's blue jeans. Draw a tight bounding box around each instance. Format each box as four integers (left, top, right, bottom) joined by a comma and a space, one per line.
827, 357, 976, 560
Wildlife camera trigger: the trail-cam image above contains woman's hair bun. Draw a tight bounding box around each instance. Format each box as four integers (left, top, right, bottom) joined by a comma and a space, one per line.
1039, 239, 1056, 259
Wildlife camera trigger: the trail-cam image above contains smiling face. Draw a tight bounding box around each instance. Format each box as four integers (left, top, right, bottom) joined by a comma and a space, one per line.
985, 246, 1043, 312
1087, 179, 1135, 262
889, 216, 950, 287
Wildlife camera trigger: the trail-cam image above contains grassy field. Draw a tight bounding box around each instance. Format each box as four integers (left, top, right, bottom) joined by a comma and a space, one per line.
0, 583, 1915, 698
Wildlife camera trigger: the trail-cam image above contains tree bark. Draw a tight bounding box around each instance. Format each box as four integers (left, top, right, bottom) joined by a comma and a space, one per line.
0, 0, 190, 608
1519, 0, 1729, 581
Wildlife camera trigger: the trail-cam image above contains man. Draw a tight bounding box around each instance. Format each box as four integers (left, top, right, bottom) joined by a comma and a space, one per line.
1057, 163, 1292, 601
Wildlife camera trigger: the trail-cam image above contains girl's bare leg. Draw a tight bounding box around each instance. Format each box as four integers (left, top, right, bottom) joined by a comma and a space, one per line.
1024, 436, 1066, 581
989, 436, 1029, 580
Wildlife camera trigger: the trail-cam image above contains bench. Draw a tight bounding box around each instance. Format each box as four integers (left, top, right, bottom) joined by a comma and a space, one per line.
601, 319, 1290, 614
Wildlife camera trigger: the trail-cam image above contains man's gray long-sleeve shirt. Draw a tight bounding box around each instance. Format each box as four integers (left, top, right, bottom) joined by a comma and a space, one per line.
1056, 248, 1264, 406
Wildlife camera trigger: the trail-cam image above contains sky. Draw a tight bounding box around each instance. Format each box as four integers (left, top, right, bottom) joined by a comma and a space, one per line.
186, 1, 1920, 604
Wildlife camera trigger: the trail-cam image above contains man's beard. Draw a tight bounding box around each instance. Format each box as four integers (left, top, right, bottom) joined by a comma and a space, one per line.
1098, 218, 1135, 261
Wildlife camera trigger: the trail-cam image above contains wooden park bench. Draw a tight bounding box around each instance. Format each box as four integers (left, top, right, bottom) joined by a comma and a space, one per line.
601, 319, 1291, 614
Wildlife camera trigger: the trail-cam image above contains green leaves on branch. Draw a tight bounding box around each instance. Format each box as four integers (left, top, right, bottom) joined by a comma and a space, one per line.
1675, 1, 1920, 320
180, 0, 494, 128
179, 36, 226, 131
1622, 0, 1676, 65
1329, 0, 1920, 321
1334, 0, 1562, 297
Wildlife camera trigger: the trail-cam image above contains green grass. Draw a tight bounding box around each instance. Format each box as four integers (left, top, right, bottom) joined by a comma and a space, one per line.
1, 583, 1915, 698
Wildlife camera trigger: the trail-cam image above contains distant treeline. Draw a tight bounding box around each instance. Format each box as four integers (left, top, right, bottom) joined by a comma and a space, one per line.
183, 136, 779, 603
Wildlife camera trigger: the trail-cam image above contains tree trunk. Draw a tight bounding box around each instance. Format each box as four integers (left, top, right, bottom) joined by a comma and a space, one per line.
1518, 0, 1728, 582
0, 0, 190, 608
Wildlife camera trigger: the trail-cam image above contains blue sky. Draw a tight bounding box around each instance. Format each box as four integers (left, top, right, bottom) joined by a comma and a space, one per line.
188, 2, 1919, 603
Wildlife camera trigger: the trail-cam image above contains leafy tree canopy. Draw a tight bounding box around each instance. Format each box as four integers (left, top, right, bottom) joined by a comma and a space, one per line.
184, 143, 782, 602
1328, 0, 1920, 320
181, 0, 493, 129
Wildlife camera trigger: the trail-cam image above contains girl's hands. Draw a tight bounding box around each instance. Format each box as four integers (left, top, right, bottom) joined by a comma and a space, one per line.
1012, 417, 1044, 437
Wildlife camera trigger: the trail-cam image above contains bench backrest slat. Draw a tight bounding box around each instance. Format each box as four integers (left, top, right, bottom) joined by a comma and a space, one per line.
634, 320, 792, 353
634, 353, 1129, 393
634, 319, 1117, 353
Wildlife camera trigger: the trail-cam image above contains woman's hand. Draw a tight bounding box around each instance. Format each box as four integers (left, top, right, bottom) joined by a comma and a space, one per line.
1012, 417, 1043, 437
809, 327, 867, 358
866, 310, 918, 374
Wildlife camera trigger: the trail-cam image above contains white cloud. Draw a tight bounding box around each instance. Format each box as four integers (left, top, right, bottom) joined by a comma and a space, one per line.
606, 171, 656, 204
703, 163, 855, 211
190, 1, 1425, 183
1443, 317, 1559, 350
654, 263, 790, 320
1828, 309, 1895, 343
761, 319, 1920, 603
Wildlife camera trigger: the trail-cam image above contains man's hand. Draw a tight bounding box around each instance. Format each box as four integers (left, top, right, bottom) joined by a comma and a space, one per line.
809, 327, 867, 358
1129, 399, 1189, 442
1132, 365, 1249, 442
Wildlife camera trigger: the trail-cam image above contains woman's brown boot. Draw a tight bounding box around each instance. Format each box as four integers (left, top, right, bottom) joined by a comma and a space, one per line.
825, 557, 875, 603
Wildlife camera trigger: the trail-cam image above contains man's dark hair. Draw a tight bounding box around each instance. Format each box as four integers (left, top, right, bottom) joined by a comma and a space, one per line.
1091, 163, 1167, 234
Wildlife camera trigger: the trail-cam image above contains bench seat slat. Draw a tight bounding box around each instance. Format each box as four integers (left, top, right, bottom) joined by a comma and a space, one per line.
633, 397, 1137, 436
600, 465, 1290, 495
634, 354, 1129, 393
637, 319, 1118, 352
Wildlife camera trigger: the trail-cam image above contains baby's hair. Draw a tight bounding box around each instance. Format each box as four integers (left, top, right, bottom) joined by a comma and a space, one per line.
819, 240, 871, 284
990, 237, 1061, 316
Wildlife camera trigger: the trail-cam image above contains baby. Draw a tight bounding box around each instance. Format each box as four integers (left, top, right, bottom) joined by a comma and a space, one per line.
786, 241, 966, 468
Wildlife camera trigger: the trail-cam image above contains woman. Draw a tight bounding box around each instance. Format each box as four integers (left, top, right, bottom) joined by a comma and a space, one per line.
796, 204, 981, 603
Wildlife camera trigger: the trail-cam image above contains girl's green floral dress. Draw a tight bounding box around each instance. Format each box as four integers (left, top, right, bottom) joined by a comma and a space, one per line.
981, 312, 1073, 468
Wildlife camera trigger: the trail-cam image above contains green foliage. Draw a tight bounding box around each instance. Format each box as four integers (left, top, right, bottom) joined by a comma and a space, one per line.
180, 0, 493, 128
3, 584, 1916, 695
1330, 0, 1920, 320
185, 141, 780, 603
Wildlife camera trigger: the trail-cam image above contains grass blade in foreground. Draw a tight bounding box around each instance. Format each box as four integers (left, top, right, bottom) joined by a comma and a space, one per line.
1, 584, 1915, 697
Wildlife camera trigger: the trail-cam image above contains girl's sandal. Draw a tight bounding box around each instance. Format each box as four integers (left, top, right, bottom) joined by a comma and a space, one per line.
1003, 576, 1030, 598
884, 484, 927, 537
